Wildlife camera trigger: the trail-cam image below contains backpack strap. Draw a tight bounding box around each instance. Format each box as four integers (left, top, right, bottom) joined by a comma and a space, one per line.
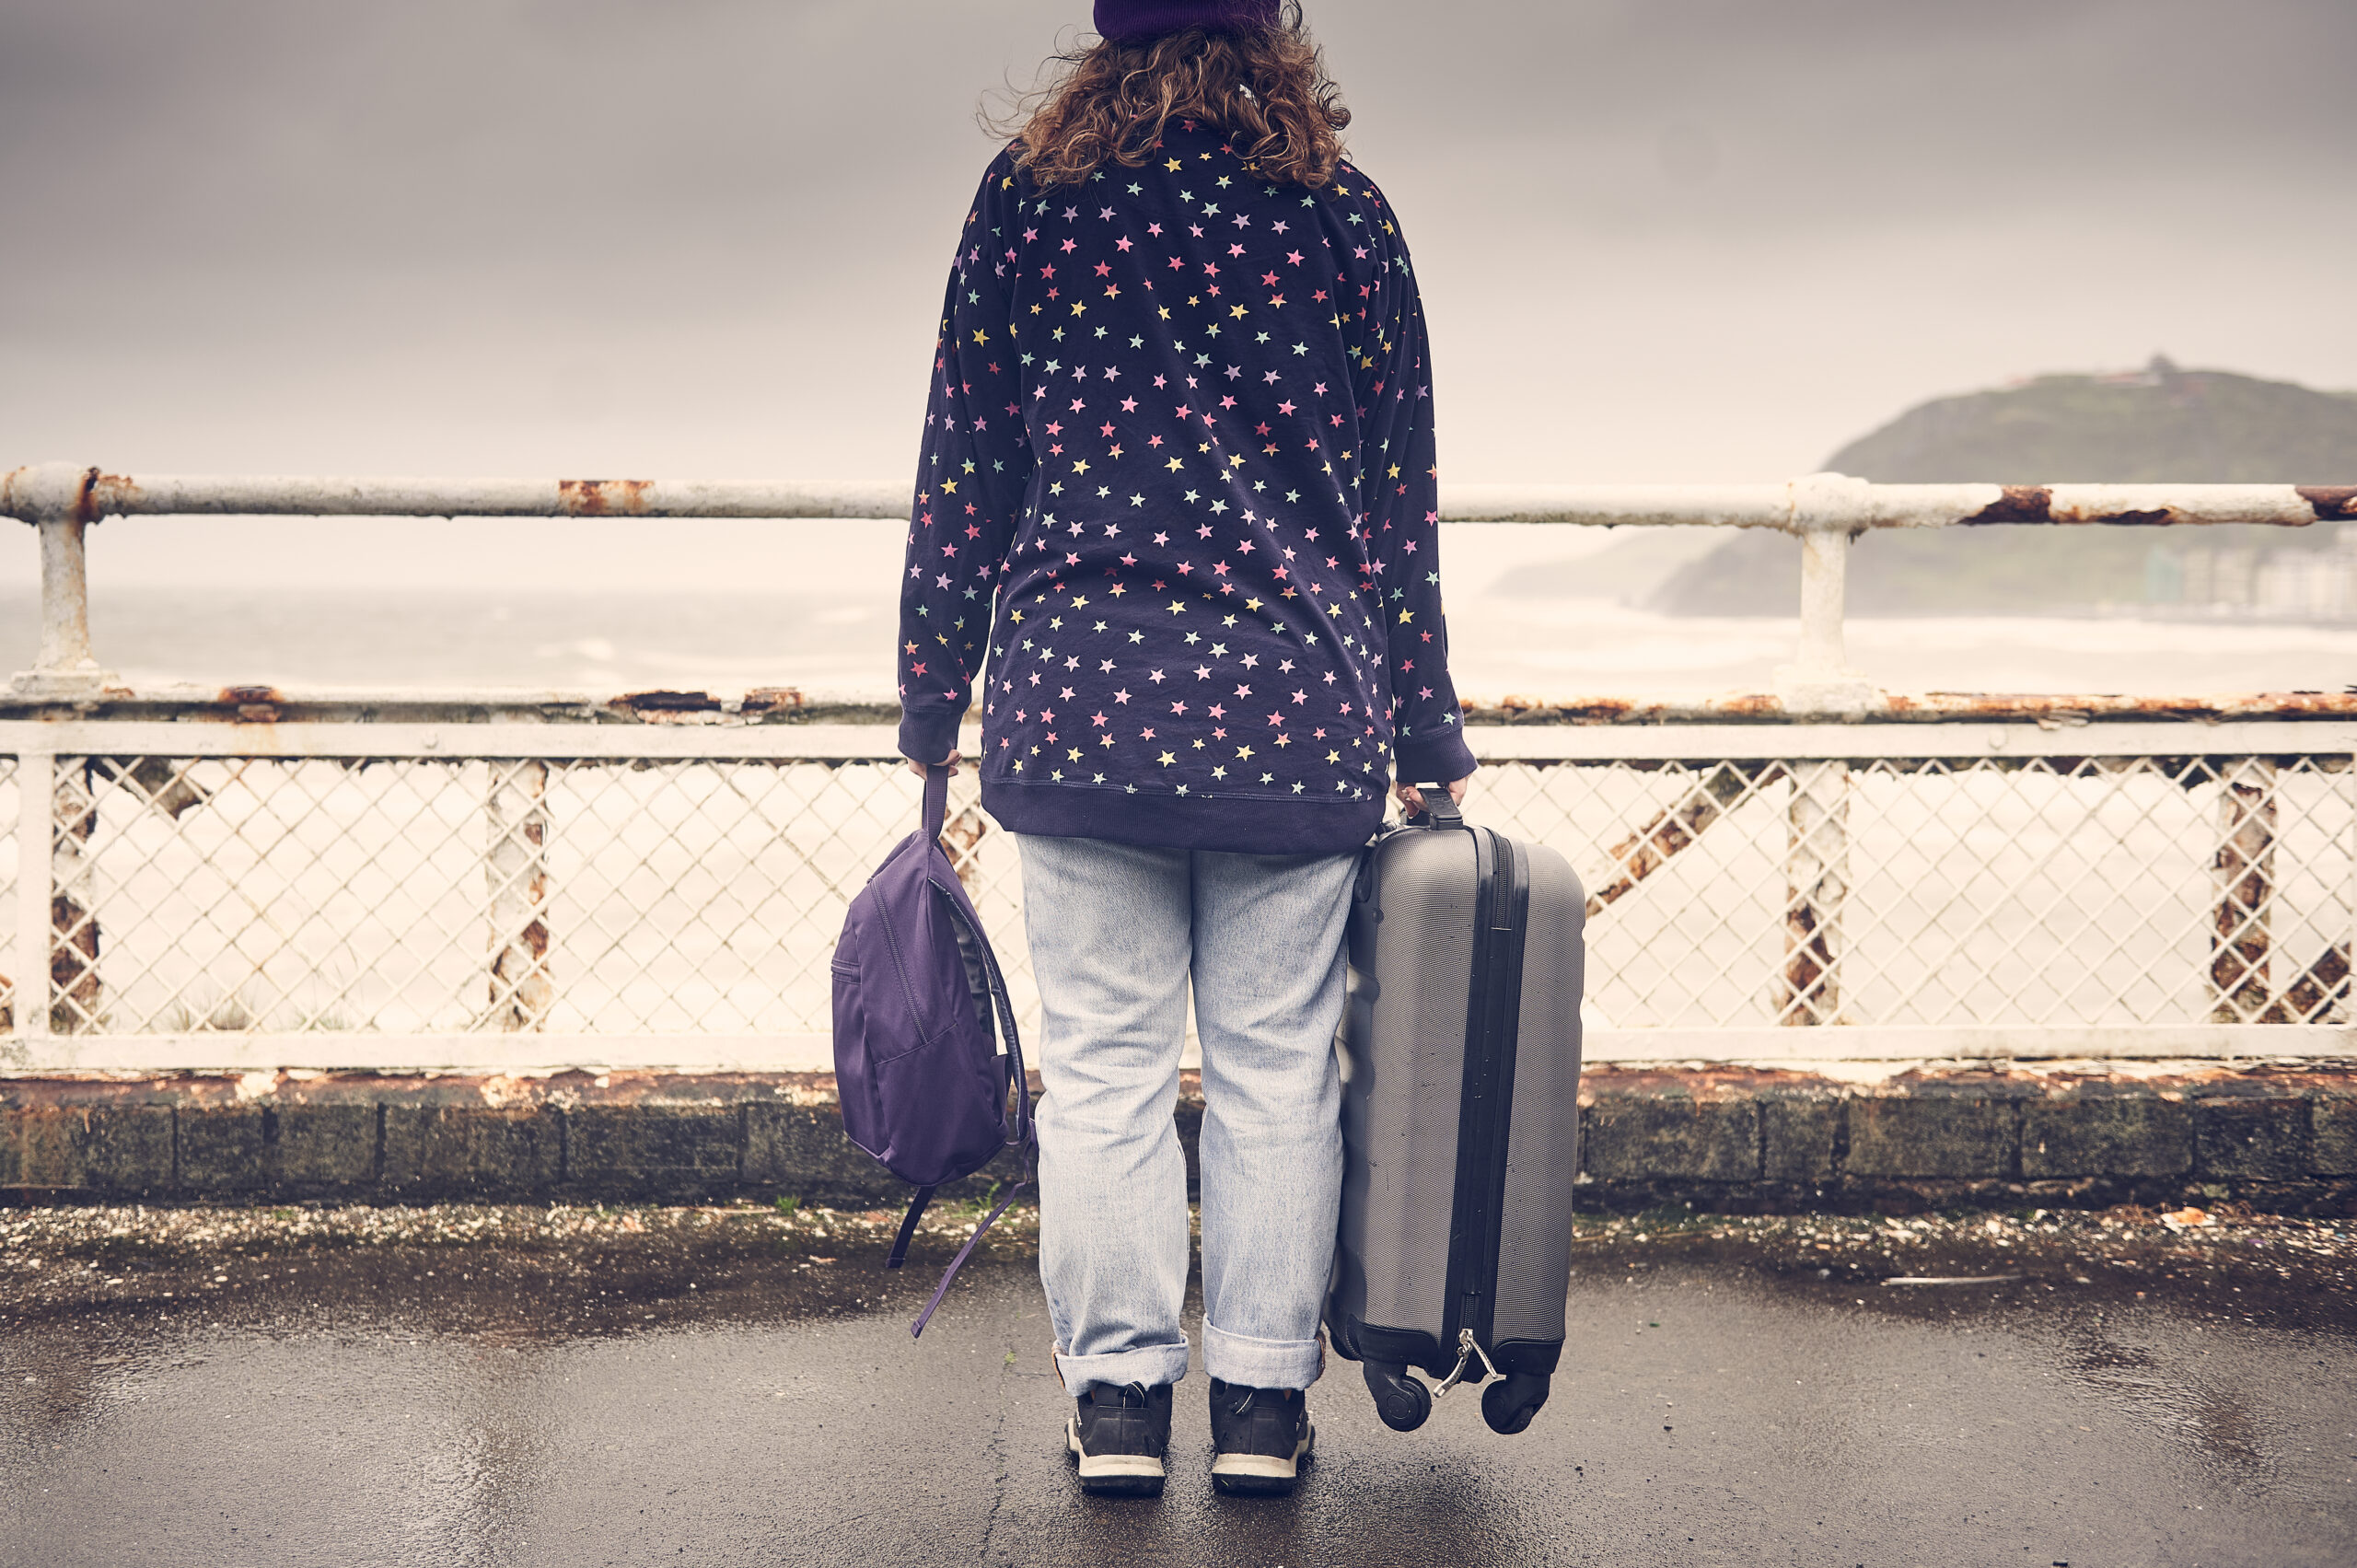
886, 1185, 937, 1272
894, 889, 1036, 1339
973, 929, 1033, 1150
908, 1157, 1032, 1340
936, 887, 1036, 1152
902, 948, 1034, 1339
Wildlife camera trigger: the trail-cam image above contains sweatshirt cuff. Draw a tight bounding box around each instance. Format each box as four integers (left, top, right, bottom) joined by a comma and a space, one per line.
1393, 726, 1477, 788
898, 703, 964, 767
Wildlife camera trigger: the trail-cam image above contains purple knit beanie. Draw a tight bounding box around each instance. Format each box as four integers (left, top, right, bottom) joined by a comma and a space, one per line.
1094, 0, 1282, 41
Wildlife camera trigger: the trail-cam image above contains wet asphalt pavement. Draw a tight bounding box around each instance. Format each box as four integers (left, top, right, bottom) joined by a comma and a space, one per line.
2, 1203, 2352, 1566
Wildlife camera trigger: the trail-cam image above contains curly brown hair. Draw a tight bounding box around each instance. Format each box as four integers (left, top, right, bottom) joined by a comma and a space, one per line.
992, 4, 1350, 190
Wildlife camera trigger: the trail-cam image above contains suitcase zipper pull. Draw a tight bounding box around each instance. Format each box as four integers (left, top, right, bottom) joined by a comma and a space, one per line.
1432, 1328, 1484, 1400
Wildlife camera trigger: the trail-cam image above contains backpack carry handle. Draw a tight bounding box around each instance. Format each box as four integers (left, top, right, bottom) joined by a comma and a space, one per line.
921, 762, 951, 841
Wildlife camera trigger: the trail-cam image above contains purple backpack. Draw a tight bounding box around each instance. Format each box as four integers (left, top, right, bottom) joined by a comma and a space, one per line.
831, 766, 1034, 1336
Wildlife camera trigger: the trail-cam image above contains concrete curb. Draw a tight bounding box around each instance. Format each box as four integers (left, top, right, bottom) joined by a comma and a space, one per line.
4, 1064, 2353, 1215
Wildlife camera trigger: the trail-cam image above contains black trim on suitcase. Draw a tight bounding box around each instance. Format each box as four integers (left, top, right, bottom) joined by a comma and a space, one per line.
1486, 1338, 1564, 1376
1440, 826, 1530, 1368
1352, 1321, 1443, 1375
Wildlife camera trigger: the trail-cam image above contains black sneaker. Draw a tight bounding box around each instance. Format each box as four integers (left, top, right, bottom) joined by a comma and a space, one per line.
1208, 1378, 1314, 1495
1065, 1382, 1172, 1497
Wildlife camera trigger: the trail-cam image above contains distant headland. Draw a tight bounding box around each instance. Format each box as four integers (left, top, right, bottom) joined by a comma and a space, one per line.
1623, 361, 2357, 619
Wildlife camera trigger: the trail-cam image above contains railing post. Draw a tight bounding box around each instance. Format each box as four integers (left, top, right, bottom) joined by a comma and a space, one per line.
1768, 475, 1871, 1022
2210, 758, 2276, 1023
1774, 472, 1880, 716
36, 515, 99, 679
6, 464, 119, 696
1794, 528, 1852, 676
11, 749, 52, 1051
1777, 758, 1849, 1026
486, 760, 553, 1030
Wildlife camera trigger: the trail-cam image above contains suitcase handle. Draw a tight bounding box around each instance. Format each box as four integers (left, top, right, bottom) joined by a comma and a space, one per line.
1405, 785, 1465, 829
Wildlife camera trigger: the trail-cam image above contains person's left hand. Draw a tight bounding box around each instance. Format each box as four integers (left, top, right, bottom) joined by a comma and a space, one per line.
905, 749, 960, 780
1394, 772, 1473, 816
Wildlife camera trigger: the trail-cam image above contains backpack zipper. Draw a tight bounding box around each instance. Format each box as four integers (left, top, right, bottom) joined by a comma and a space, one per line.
876, 899, 931, 1044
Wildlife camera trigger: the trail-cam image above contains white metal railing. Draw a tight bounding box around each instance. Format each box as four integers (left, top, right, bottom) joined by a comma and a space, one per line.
6, 464, 2352, 710
1, 464, 2351, 1073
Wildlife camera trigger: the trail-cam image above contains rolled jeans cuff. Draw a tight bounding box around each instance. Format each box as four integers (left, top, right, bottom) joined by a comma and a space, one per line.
1056, 1340, 1191, 1398
1202, 1315, 1324, 1391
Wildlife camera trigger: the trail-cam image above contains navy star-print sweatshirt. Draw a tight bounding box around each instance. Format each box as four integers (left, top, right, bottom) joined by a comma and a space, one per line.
896, 119, 1476, 855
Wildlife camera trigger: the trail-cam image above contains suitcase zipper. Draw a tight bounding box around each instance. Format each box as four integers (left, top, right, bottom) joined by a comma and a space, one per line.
1432, 1327, 1487, 1399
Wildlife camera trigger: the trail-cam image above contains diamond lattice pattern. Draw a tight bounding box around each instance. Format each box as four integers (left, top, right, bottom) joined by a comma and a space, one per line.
32, 750, 2350, 1037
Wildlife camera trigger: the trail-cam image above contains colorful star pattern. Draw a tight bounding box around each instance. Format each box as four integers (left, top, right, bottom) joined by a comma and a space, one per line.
897, 119, 1473, 844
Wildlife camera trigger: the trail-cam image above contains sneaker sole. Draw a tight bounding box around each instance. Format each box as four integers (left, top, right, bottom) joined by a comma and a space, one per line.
1067, 1418, 1167, 1497
1211, 1428, 1314, 1497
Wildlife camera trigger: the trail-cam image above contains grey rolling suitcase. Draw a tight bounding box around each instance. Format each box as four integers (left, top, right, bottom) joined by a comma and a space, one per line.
1325, 794, 1585, 1435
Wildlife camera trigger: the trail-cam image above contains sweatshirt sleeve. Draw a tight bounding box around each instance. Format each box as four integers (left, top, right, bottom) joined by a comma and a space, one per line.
1357, 215, 1476, 787
897, 155, 1035, 766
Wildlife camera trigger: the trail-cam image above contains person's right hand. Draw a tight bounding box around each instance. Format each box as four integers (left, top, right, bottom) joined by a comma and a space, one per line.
1395, 774, 1473, 817
905, 749, 959, 780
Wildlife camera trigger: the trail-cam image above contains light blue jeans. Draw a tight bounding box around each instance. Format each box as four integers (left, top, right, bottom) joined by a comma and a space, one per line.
1016, 832, 1358, 1397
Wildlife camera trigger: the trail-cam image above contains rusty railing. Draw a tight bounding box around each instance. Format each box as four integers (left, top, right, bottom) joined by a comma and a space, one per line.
0, 464, 2349, 1073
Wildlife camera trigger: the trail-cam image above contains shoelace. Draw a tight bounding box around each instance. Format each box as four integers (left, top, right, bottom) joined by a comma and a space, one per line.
1223, 1385, 1291, 1420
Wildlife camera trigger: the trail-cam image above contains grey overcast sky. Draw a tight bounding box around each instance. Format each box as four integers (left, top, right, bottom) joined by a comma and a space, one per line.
4, 0, 2352, 496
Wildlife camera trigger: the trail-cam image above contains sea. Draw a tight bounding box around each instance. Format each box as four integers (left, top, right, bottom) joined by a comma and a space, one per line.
14, 587, 2353, 701
11, 515, 2349, 698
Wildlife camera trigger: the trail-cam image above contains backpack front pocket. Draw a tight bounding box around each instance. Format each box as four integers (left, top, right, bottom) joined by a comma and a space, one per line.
830, 957, 885, 1159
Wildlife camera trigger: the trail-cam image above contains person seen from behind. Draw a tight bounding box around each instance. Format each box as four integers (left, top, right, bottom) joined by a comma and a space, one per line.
895, 0, 1474, 1498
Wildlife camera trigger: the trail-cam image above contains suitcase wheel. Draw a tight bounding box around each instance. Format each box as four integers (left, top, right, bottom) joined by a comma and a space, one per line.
1363, 1361, 1432, 1432
1480, 1372, 1550, 1435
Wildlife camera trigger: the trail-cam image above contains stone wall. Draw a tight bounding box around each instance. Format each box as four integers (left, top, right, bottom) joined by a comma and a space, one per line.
4, 1064, 2351, 1215
1575, 1064, 2355, 1214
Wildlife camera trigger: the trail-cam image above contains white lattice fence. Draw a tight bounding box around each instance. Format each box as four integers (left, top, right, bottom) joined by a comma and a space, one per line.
47, 757, 1020, 1042
1500, 753, 2351, 1032
1, 718, 2348, 1071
